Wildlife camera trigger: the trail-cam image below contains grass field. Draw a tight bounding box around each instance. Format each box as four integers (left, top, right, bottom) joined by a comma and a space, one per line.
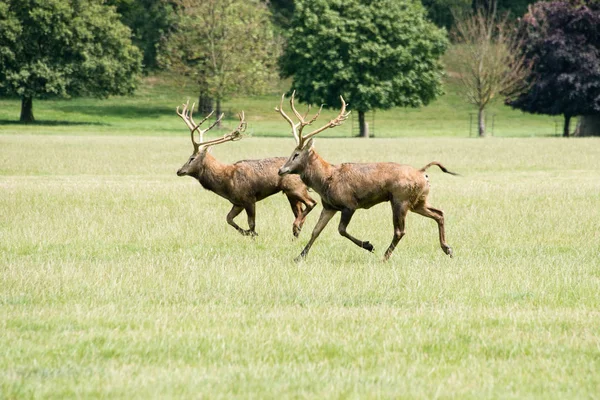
2, 130, 600, 397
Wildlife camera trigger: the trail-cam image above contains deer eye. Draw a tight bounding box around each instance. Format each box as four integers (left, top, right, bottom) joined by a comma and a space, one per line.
293, 153, 299, 160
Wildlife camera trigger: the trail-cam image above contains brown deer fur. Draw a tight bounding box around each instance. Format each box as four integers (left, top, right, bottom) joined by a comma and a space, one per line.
175, 102, 316, 237
275, 93, 456, 261
177, 151, 316, 237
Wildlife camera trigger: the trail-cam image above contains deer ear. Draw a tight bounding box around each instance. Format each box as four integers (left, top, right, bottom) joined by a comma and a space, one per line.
305, 138, 315, 150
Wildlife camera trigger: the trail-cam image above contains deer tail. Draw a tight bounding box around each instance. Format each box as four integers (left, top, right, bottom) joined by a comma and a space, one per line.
420, 161, 459, 176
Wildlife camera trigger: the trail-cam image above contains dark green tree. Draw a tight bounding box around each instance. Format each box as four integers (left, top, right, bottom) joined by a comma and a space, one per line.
0, 0, 142, 122
107, 0, 176, 71
279, 0, 448, 137
506, 0, 600, 136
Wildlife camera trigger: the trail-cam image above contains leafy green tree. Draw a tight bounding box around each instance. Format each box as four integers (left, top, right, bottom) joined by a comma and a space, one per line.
160, 0, 279, 120
0, 0, 142, 123
107, 0, 176, 71
279, 0, 448, 137
506, 0, 600, 136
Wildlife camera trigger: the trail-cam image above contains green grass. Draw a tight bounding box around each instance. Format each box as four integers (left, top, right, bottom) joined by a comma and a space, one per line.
2, 132, 600, 398
0, 70, 563, 138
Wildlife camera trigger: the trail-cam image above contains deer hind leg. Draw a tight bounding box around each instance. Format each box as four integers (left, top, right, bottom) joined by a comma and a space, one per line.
243, 203, 258, 237
286, 190, 317, 238
226, 205, 247, 235
338, 208, 374, 253
383, 201, 409, 261
412, 202, 452, 257
296, 207, 337, 262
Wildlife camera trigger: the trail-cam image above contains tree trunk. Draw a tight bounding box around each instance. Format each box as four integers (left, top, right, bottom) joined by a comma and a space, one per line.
215, 98, 222, 128
574, 115, 600, 136
478, 107, 485, 137
563, 114, 571, 137
198, 92, 213, 115
358, 110, 369, 138
20, 96, 34, 123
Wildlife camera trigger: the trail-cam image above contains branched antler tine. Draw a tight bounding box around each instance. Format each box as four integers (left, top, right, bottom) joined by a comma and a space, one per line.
289, 90, 306, 124
302, 104, 312, 120
201, 112, 224, 139
200, 111, 245, 146
275, 93, 300, 145
236, 111, 247, 134
177, 101, 202, 149
303, 96, 350, 141
194, 109, 214, 130
306, 104, 324, 126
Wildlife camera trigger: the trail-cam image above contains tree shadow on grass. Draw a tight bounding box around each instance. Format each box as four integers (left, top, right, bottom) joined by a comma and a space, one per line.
53, 104, 174, 119
0, 119, 108, 126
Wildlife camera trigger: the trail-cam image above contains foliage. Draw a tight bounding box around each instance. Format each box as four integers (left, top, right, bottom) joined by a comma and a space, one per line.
422, 0, 471, 29
159, 0, 279, 113
107, 0, 177, 71
450, 8, 530, 136
506, 0, 600, 136
280, 0, 448, 137
0, 0, 142, 122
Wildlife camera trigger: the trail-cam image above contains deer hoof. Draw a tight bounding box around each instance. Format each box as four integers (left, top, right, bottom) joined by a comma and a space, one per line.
363, 241, 374, 252
243, 230, 258, 237
292, 226, 301, 238
445, 246, 453, 258
294, 255, 305, 263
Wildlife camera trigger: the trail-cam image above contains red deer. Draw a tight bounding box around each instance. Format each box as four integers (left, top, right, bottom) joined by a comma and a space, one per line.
276, 92, 456, 261
176, 101, 316, 237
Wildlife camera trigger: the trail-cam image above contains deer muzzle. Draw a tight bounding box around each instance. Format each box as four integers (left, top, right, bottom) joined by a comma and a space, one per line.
278, 166, 290, 176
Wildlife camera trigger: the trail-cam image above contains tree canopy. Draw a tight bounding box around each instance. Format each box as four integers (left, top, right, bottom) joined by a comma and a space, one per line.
506, 0, 600, 136
107, 0, 176, 71
279, 0, 448, 137
0, 0, 142, 122
160, 0, 279, 119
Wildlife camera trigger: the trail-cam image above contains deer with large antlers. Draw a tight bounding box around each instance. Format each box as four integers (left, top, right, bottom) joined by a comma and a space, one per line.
276, 92, 457, 261
176, 101, 316, 237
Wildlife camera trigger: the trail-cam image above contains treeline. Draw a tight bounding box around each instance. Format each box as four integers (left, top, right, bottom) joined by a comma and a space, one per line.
1, 0, 599, 136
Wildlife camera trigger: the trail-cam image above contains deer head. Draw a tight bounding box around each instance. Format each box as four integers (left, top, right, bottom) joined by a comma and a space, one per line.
276, 91, 350, 176
176, 100, 246, 177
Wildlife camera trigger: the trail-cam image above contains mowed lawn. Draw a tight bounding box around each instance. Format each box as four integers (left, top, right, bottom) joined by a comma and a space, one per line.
1, 131, 599, 398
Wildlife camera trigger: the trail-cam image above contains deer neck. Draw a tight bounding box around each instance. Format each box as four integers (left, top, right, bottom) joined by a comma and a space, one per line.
194, 152, 231, 191
300, 150, 333, 194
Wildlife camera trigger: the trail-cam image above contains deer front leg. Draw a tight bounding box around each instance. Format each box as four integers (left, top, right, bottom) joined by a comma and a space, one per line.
338, 208, 374, 253
226, 205, 247, 235
296, 207, 337, 262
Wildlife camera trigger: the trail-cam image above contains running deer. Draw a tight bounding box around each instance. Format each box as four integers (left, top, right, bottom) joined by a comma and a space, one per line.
276, 92, 457, 261
176, 101, 316, 237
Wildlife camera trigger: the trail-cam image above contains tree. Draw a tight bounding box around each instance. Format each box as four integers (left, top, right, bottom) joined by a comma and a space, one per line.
423, 0, 471, 30
279, 0, 448, 138
0, 0, 142, 122
160, 0, 279, 120
450, 7, 530, 136
506, 1, 600, 137
107, 0, 176, 71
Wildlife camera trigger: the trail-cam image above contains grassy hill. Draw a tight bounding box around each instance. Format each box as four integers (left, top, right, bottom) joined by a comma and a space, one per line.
0, 61, 563, 138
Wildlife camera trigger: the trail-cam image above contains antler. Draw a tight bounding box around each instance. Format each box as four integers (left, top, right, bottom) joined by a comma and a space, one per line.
275, 91, 350, 148
176, 100, 224, 152
198, 111, 247, 147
